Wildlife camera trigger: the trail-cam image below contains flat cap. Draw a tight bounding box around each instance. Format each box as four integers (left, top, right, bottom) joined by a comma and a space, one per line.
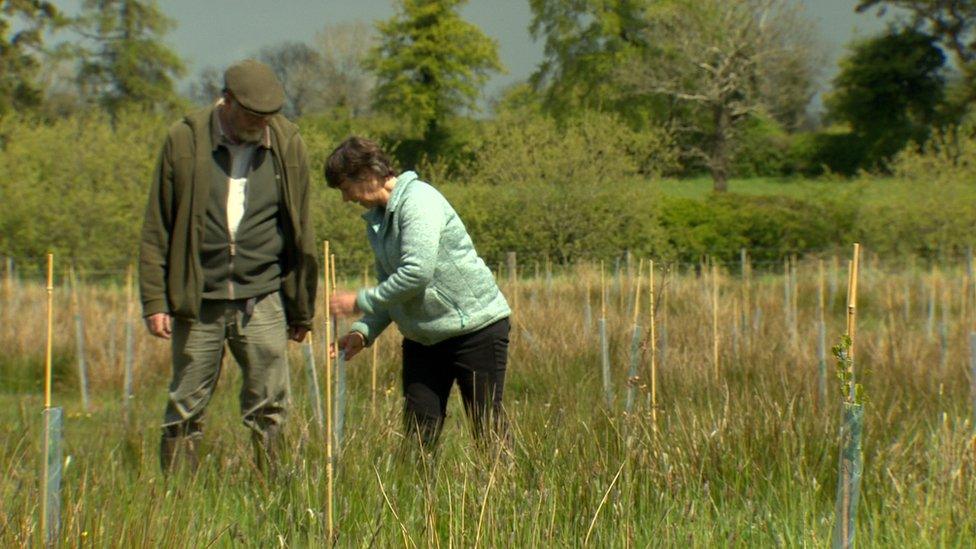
224, 59, 285, 115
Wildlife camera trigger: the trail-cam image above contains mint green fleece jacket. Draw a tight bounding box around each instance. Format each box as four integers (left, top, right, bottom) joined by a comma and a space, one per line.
350, 171, 510, 346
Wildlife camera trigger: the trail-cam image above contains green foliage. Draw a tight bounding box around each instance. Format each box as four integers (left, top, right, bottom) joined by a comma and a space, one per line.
832, 335, 867, 405
0, 0, 62, 115
854, 178, 976, 260
826, 27, 946, 170
618, 0, 822, 190
788, 129, 868, 176
731, 115, 794, 177
366, 0, 503, 146
856, 1, 976, 92
0, 109, 164, 271
658, 193, 856, 264
4, 110, 976, 274
890, 113, 976, 181
527, 0, 648, 120
461, 109, 679, 186
76, 0, 186, 114
446, 180, 672, 265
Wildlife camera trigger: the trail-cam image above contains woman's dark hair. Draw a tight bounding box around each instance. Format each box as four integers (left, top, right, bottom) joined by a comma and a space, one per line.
324, 137, 397, 188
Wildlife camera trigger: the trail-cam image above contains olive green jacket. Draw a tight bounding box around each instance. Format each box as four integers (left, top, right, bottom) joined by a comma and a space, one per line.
139, 106, 318, 328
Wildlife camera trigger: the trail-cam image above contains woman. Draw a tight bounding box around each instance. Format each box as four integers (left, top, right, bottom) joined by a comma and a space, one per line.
326, 137, 511, 449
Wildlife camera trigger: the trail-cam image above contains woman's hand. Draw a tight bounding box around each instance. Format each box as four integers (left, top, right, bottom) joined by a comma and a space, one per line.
329, 290, 360, 318
334, 332, 366, 360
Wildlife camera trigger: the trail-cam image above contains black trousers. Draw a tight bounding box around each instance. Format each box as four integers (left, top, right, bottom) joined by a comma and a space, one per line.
401, 317, 510, 449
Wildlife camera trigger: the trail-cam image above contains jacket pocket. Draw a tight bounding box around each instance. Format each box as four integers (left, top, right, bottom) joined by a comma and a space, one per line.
429, 286, 467, 328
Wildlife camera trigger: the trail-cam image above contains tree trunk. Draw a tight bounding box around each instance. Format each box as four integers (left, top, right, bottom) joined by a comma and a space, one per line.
710, 105, 730, 193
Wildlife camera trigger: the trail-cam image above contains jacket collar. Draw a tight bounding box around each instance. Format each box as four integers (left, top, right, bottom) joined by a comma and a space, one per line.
361, 171, 419, 234
386, 171, 418, 212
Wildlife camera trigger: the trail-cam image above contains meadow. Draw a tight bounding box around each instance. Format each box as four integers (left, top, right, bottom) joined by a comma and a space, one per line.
2, 253, 976, 547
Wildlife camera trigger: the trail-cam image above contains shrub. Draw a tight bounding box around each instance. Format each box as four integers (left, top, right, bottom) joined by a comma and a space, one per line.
730, 114, 793, 177
789, 129, 867, 176
890, 118, 976, 182
0, 109, 165, 273
460, 110, 679, 186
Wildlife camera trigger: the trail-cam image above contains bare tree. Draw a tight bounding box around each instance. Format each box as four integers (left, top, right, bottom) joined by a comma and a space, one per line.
258, 41, 325, 118
186, 65, 221, 107
314, 22, 377, 116
618, 0, 821, 191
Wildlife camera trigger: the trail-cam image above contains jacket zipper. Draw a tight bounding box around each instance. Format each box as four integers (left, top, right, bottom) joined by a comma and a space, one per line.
434, 286, 466, 328
228, 238, 236, 300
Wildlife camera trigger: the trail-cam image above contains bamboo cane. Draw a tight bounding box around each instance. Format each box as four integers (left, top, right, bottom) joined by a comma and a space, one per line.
732, 298, 740, 359
846, 248, 860, 368
649, 260, 658, 433
625, 259, 643, 414
365, 264, 377, 415
332, 253, 346, 450
123, 265, 135, 414
41, 253, 54, 545
599, 261, 611, 407
68, 266, 90, 411
818, 259, 827, 409
618, 254, 627, 313
791, 255, 799, 347
601, 260, 606, 324
741, 249, 750, 351
940, 275, 949, 370
44, 252, 54, 409
583, 276, 592, 339
835, 243, 861, 549
660, 265, 669, 372
303, 332, 324, 429
322, 241, 334, 544
784, 257, 791, 330
712, 263, 719, 380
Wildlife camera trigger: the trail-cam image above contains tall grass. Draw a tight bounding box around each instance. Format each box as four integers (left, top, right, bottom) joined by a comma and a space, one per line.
2, 258, 975, 546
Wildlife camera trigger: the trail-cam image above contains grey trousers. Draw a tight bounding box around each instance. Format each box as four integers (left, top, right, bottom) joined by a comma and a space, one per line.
162, 292, 289, 438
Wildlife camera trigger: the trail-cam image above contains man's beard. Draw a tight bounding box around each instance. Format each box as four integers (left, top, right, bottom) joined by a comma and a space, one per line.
236, 127, 264, 143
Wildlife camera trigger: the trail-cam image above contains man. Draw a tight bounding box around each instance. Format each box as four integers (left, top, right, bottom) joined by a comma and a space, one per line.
139, 59, 317, 474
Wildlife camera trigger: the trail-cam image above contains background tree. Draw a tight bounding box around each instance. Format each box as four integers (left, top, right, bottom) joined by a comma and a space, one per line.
826, 27, 946, 169
258, 41, 324, 118
0, 0, 62, 115
366, 0, 503, 148
856, 1, 975, 82
617, 0, 820, 191
76, 0, 185, 114
314, 22, 376, 116
186, 65, 221, 107
527, 0, 649, 121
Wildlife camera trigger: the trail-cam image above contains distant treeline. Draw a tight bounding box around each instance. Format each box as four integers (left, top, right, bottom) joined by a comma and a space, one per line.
5, 1, 976, 191
2, 111, 975, 276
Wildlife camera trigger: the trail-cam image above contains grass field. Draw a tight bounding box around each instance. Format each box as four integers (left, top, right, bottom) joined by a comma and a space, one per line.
2, 257, 976, 546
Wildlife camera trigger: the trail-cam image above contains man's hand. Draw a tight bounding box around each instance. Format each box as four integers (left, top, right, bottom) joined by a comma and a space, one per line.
289, 326, 309, 342
335, 331, 366, 360
145, 313, 172, 339
329, 290, 360, 318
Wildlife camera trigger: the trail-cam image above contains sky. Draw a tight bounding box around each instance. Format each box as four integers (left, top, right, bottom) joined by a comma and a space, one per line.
67, 0, 903, 108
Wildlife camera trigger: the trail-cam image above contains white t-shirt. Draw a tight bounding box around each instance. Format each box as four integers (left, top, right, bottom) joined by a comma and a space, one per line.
225, 141, 256, 238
